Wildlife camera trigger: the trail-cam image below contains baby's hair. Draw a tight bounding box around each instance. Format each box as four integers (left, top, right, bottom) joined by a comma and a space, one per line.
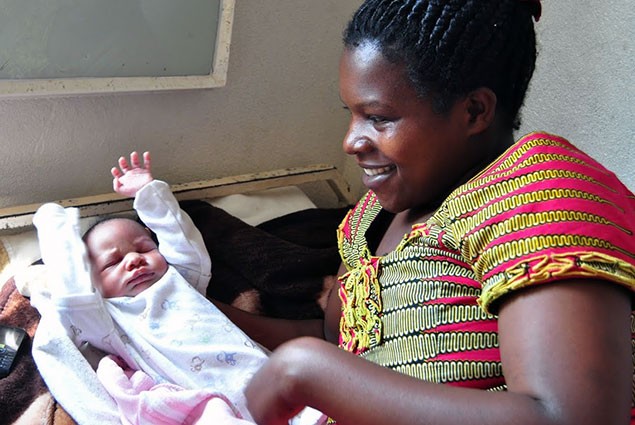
343, 0, 538, 129
82, 216, 158, 245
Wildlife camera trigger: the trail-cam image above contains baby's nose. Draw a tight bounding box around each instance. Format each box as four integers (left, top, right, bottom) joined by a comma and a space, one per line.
125, 252, 145, 269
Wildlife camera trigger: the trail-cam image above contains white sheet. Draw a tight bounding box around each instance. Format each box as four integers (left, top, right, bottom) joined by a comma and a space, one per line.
1, 185, 315, 290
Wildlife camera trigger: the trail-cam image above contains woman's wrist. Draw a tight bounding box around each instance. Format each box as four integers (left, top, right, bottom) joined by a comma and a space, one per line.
270, 337, 326, 406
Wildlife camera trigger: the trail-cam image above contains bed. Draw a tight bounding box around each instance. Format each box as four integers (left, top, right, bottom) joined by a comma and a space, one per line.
0, 164, 356, 425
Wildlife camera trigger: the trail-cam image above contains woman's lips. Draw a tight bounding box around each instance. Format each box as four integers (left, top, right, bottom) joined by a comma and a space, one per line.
361, 165, 396, 191
363, 165, 395, 176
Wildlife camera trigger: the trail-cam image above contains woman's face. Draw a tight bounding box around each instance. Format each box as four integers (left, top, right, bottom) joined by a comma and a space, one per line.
339, 42, 476, 213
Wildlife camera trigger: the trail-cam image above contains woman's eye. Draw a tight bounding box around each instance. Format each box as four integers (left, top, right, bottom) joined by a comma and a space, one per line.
369, 115, 390, 125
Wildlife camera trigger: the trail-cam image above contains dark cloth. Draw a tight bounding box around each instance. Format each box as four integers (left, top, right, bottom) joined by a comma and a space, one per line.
181, 201, 349, 319
0, 278, 46, 423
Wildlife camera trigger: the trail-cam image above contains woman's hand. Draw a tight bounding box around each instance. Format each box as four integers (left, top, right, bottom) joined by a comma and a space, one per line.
245, 338, 319, 425
111, 151, 154, 197
245, 280, 633, 425
245, 336, 422, 425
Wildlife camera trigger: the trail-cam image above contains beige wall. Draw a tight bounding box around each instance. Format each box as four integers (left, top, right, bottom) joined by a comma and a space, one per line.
0, 0, 362, 209
519, 0, 635, 191
0, 0, 632, 210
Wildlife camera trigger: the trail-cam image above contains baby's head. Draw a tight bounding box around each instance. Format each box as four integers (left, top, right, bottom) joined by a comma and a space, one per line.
83, 217, 168, 298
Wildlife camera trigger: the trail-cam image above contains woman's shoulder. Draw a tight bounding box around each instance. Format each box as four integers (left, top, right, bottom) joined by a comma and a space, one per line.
513, 132, 596, 158
497, 131, 590, 168
445, 131, 635, 311
475, 131, 633, 195
508, 131, 613, 171
451, 131, 635, 220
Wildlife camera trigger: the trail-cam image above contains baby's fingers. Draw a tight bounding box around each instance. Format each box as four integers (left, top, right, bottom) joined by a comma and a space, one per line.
118, 155, 131, 172
111, 166, 122, 179
129, 151, 142, 169
142, 151, 151, 172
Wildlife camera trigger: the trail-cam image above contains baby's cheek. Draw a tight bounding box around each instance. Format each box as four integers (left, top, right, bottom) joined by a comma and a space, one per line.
158, 258, 169, 276
90, 270, 101, 290
92, 271, 111, 297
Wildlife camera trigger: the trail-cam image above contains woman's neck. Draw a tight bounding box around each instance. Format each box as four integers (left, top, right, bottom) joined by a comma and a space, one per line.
375, 207, 434, 256
375, 128, 515, 256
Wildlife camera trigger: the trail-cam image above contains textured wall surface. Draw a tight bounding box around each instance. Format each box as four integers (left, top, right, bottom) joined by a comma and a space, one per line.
0, 0, 632, 210
0, 0, 360, 208
518, 0, 635, 190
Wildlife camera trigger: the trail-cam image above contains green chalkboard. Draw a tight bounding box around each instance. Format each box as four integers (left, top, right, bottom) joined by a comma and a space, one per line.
0, 0, 234, 96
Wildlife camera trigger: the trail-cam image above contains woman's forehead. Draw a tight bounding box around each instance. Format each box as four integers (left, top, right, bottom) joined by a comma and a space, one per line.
339, 43, 421, 107
341, 43, 400, 80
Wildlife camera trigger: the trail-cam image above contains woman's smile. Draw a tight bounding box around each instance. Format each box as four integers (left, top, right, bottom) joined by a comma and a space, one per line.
362, 165, 395, 176
361, 164, 396, 192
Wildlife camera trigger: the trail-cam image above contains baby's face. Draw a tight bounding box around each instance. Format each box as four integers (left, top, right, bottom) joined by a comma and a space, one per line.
85, 219, 168, 298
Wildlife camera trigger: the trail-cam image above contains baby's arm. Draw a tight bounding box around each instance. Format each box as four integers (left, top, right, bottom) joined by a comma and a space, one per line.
33, 204, 93, 297
32, 204, 121, 353
113, 151, 211, 294
133, 181, 212, 294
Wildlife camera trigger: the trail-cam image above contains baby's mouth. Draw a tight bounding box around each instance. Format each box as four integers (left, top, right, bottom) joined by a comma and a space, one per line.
127, 271, 153, 287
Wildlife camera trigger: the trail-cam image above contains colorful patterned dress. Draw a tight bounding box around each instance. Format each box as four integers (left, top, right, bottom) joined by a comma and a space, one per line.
336, 133, 635, 398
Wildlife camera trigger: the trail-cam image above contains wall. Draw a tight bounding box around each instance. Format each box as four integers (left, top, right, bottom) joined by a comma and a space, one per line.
518, 0, 635, 190
0, 0, 632, 211
0, 0, 361, 209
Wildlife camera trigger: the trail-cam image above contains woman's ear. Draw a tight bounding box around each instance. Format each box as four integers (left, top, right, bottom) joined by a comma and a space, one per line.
463, 87, 497, 136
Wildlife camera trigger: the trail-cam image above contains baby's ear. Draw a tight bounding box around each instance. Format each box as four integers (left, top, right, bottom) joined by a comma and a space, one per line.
464, 87, 497, 135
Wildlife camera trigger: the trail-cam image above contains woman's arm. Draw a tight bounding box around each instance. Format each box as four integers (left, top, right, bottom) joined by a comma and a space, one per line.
245, 279, 632, 425
212, 299, 326, 350
213, 264, 346, 350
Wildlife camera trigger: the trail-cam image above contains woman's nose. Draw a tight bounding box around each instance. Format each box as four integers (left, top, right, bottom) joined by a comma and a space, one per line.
342, 123, 373, 155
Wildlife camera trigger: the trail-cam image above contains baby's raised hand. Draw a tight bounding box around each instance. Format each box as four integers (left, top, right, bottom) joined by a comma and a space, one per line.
111, 151, 154, 197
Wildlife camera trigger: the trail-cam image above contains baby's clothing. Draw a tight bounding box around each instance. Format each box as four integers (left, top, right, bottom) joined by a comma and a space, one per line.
31, 180, 323, 423
96, 354, 253, 425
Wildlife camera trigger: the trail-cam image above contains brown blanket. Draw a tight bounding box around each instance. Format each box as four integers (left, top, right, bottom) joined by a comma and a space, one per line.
0, 203, 348, 424
183, 200, 347, 318
0, 278, 76, 425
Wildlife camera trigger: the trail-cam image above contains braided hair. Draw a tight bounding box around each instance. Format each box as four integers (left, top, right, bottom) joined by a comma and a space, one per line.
343, 0, 538, 130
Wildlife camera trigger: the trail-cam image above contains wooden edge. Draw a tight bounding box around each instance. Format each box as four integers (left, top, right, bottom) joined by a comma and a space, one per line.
0, 164, 355, 233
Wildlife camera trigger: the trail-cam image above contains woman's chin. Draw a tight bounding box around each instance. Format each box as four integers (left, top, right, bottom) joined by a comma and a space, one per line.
371, 193, 405, 213
361, 169, 395, 193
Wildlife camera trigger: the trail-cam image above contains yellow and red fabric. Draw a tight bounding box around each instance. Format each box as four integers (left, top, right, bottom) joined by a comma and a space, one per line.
337, 132, 635, 391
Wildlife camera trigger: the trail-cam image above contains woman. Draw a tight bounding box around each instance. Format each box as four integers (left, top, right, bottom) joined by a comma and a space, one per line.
220, 1, 635, 424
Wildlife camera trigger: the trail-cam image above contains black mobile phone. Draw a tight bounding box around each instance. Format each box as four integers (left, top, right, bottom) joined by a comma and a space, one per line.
0, 324, 27, 378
